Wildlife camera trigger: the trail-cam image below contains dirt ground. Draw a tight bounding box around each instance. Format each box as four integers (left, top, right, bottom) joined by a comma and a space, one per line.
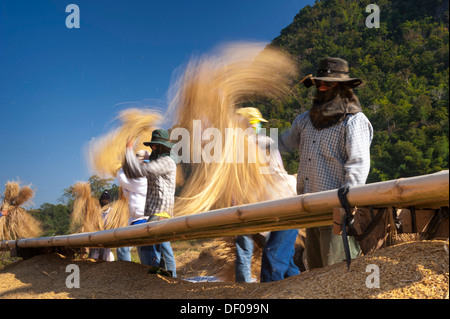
0, 239, 448, 299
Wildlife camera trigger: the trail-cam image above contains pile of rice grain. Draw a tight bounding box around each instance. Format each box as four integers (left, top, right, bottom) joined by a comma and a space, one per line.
0, 240, 448, 299
257, 239, 449, 299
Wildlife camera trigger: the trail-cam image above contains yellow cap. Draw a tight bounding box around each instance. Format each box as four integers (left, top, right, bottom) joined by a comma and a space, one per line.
236, 107, 268, 122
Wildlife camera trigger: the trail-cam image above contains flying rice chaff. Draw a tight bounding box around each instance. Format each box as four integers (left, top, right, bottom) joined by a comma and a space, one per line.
104, 187, 130, 230
69, 182, 104, 234
84, 108, 161, 229
166, 42, 299, 216
83, 43, 299, 228
86, 108, 162, 178
0, 181, 42, 241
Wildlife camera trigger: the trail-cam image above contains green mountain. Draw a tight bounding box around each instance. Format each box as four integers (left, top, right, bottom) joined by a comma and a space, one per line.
261, 0, 449, 182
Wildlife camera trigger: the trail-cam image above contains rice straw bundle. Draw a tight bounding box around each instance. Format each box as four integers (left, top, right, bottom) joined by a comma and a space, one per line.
69, 182, 104, 233
0, 181, 42, 240
104, 187, 130, 229
87, 108, 162, 178
168, 42, 298, 216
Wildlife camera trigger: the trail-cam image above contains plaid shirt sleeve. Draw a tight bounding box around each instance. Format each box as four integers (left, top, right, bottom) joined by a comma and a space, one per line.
279, 112, 308, 153
125, 147, 177, 217
343, 112, 373, 187
125, 147, 175, 179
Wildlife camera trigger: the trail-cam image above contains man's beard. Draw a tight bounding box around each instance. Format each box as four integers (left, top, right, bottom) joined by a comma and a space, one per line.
309, 85, 362, 129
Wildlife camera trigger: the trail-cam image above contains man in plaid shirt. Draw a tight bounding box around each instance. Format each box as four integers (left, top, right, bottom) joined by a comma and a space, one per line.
280, 57, 373, 269
125, 129, 177, 277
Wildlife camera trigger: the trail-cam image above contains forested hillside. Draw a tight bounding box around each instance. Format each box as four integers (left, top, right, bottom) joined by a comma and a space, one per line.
260, 0, 449, 182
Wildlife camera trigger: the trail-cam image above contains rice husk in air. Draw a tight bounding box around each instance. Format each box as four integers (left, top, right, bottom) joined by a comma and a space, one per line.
0, 181, 42, 240
83, 108, 159, 230
69, 182, 104, 234
86, 108, 162, 178
166, 42, 298, 216
104, 187, 130, 229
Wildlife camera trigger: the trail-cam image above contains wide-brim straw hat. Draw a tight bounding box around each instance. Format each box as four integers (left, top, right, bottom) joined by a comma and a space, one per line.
301, 57, 363, 88
143, 129, 175, 149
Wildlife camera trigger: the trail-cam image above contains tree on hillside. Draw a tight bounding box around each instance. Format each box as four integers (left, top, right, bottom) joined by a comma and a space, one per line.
29, 203, 71, 236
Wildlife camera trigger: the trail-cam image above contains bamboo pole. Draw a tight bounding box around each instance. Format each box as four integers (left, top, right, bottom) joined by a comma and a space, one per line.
0, 171, 448, 251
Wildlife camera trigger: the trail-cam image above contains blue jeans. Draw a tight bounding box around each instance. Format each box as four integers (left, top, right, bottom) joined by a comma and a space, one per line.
132, 218, 177, 278
117, 246, 132, 262
137, 242, 177, 278
235, 235, 254, 282
260, 229, 300, 282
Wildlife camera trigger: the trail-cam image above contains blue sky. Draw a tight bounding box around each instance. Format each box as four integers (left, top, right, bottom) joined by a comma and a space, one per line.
0, 0, 314, 207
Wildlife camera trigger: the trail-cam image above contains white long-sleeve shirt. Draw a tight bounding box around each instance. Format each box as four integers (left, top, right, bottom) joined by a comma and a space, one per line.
252, 134, 297, 198
116, 168, 148, 225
